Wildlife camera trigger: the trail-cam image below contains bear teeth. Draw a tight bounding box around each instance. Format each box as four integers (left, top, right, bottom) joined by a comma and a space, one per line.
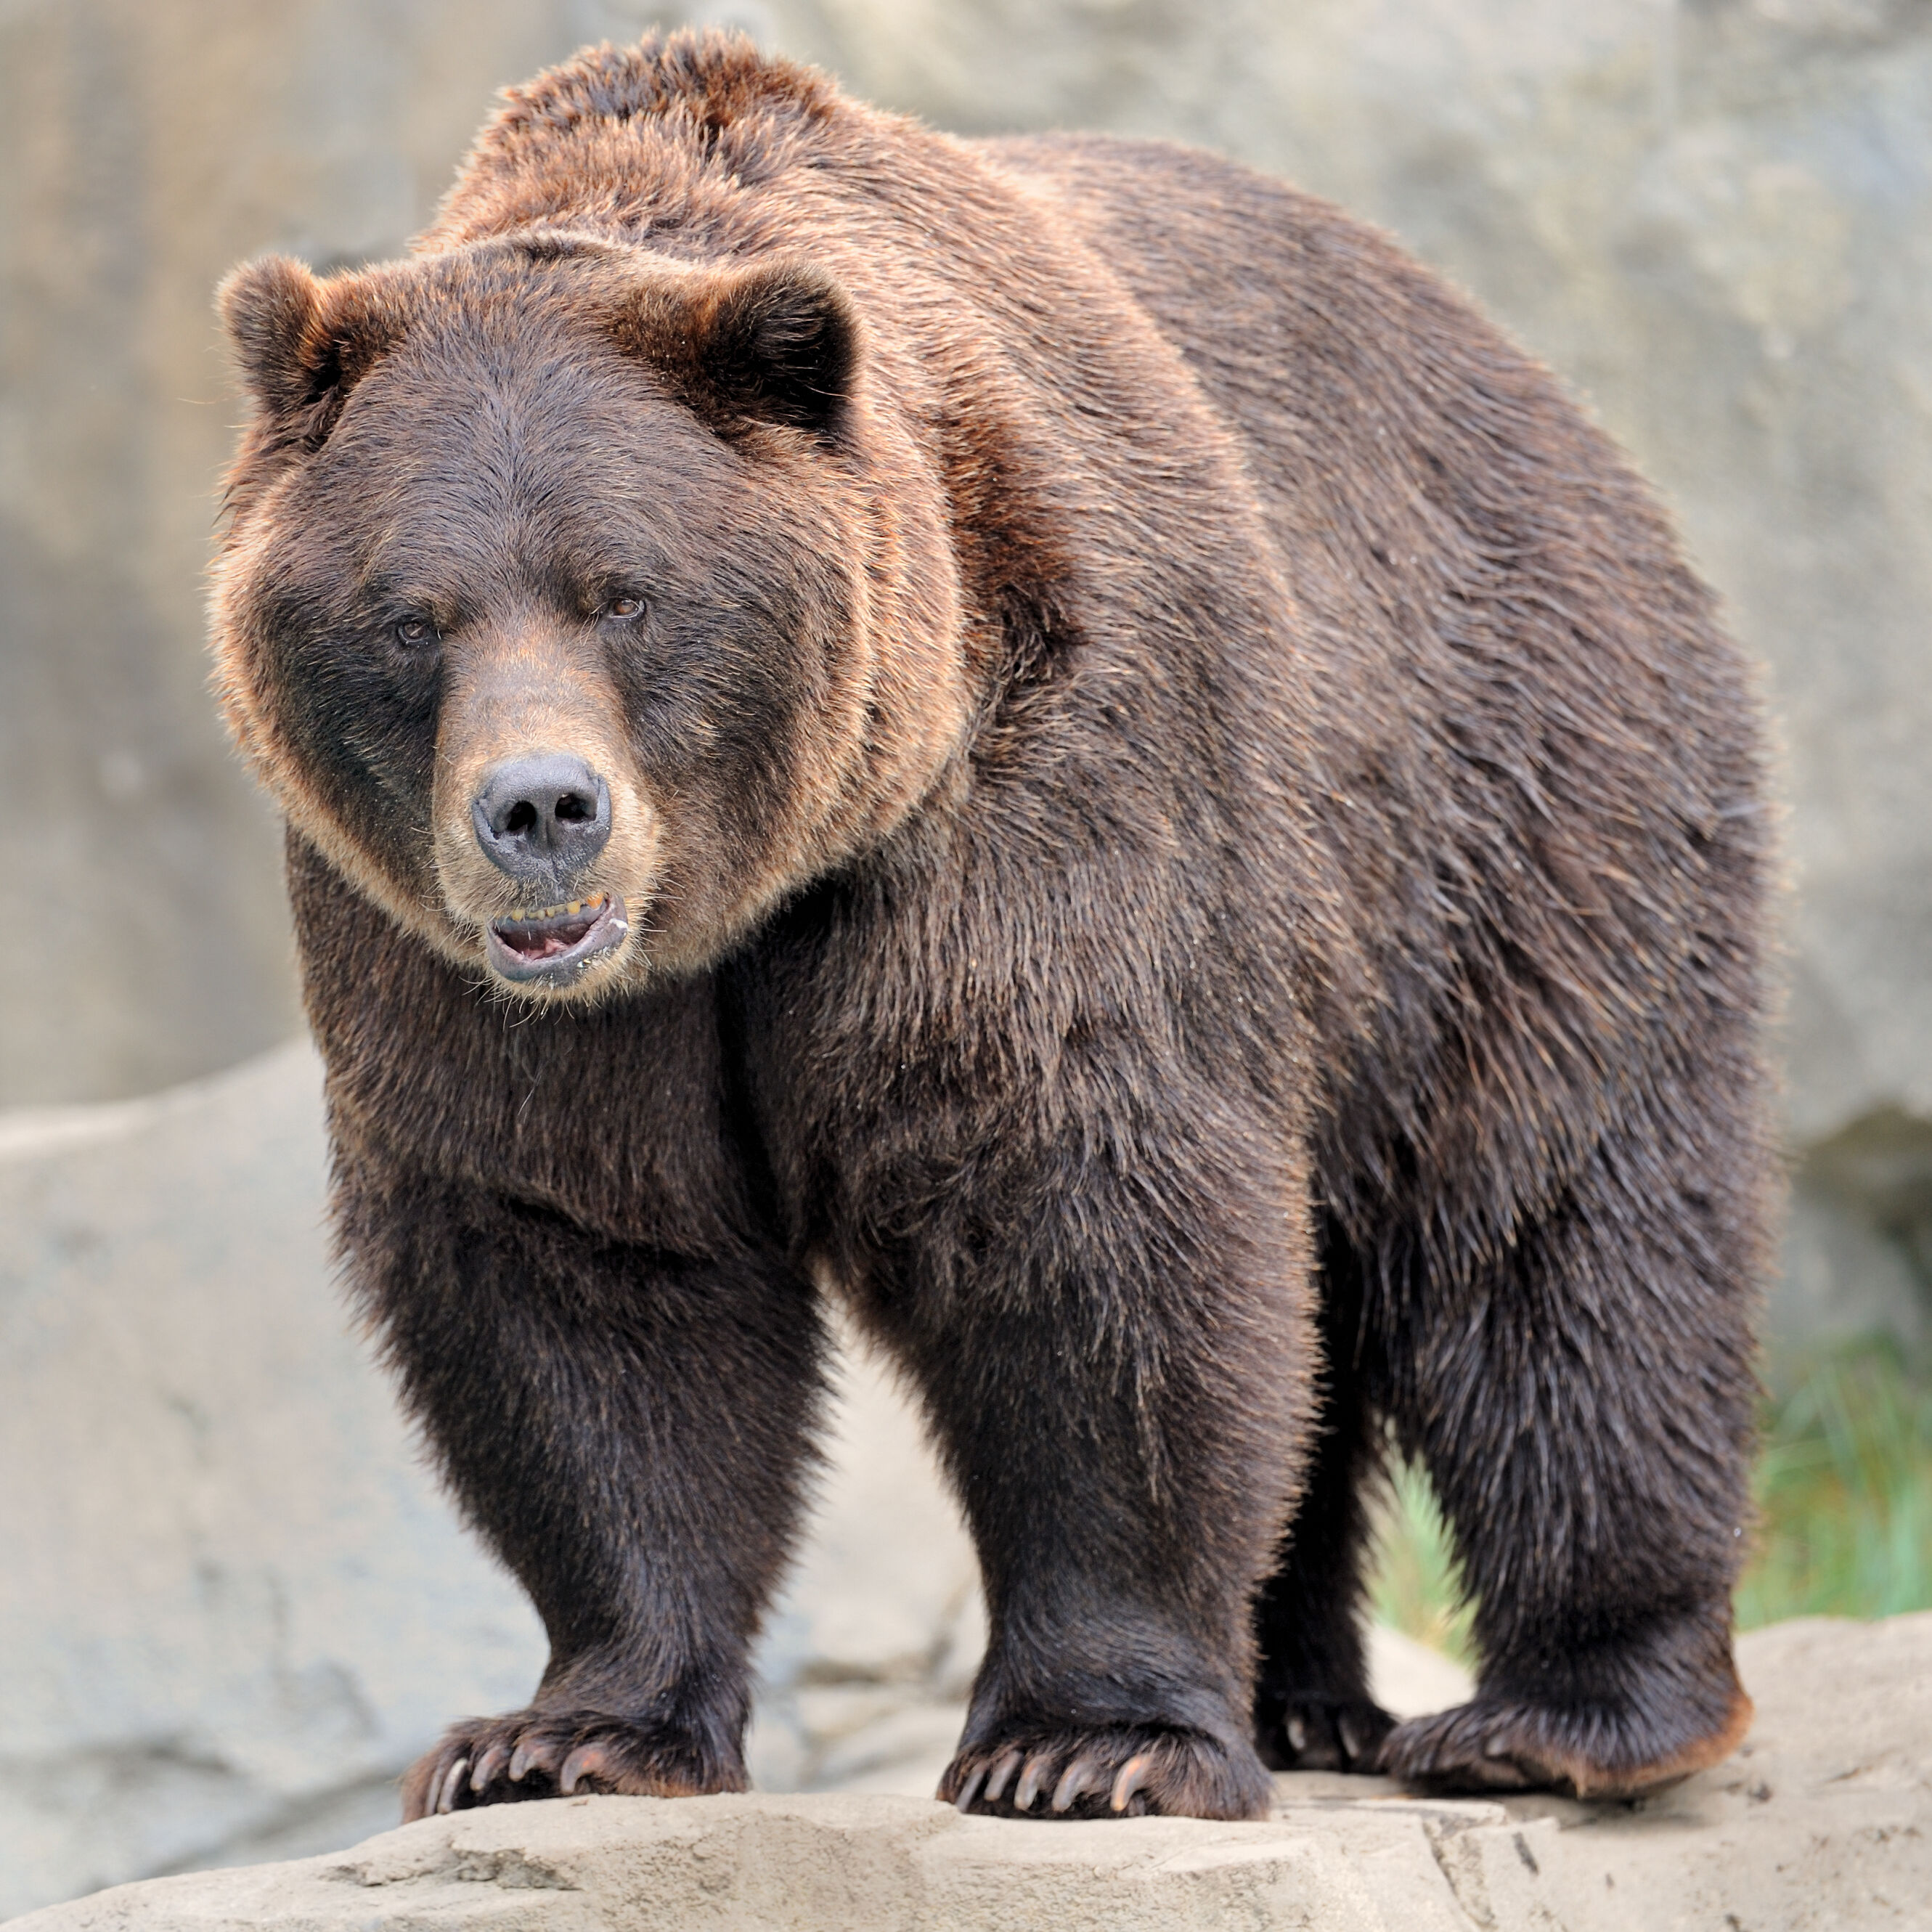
504, 895, 606, 926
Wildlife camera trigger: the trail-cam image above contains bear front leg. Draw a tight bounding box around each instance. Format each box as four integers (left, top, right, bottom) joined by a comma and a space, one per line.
872, 1119, 1318, 1822
337, 1157, 824, 1819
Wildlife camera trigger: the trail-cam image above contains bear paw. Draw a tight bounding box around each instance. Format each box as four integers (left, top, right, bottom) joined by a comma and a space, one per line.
1255, 1693, 1394, 1774
1378, 1685, 1753, 1800
401, 1708, 745, 1820
939, 1723, 1272, 1821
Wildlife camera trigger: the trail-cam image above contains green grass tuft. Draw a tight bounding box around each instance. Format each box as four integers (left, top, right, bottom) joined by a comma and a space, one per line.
1737, 1339, 1932, 1627
1368, 1337, 1932, 1663
1369, 1456, 1477, 1668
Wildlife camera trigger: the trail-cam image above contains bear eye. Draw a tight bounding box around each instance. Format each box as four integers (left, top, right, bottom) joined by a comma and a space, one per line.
603, 595, 646, 621
394, 614, 438, 648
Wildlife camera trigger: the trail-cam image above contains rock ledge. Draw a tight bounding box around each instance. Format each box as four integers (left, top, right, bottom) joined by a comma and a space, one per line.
14, 1615, 1929, 1932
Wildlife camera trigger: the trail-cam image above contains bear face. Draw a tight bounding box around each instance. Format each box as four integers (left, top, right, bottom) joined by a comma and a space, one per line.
213, 235, 971, 997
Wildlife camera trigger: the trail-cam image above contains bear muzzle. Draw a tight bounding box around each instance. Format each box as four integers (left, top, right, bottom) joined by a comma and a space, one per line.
465, 754, 635, 987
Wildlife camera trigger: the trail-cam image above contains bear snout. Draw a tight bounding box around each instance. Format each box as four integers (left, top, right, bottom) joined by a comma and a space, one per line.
470, 753, 612, 889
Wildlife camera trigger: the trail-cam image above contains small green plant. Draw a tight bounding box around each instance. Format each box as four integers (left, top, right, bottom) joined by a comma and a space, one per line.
1368, 1337, 1932, 1660
1737, 1338, 1932, 1627
1368, 1456, 1476, 1668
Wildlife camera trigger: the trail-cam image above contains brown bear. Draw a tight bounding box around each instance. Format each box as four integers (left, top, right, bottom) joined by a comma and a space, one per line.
213, 30, 1770, 1825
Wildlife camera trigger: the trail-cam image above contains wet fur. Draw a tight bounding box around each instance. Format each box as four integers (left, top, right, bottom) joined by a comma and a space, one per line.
219, 33, 1770, 1822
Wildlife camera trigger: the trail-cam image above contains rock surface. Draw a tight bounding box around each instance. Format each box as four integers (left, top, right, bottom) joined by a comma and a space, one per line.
12, 1615, 1929, 1932
0, 1047, 544, 1916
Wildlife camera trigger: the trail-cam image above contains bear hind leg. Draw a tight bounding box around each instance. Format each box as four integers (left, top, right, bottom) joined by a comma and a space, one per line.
1374, 1112, 1760, 1799
1251, 1223, 1393, 1775
1377, 1605, 1752, 1798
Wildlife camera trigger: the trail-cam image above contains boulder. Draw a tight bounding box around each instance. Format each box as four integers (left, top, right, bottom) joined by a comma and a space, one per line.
0, 1046, 545, 1917
11, 1615, 1929, 1932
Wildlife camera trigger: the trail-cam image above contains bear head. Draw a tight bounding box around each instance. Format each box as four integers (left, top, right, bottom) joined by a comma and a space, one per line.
211, 233, 970, 999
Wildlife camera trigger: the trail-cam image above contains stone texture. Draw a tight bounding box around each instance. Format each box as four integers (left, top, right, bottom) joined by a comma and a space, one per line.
0, 1047, 545, 1917
1, 1789, 1578, 1932
11, 1615, 1929, 1932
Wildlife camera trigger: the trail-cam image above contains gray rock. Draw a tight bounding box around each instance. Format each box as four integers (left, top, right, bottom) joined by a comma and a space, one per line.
11, 1614, 1930, 1932
0, 1046, 546, 1918
3, 1788, 1580, 1932
1777, 1109, 1932, 1366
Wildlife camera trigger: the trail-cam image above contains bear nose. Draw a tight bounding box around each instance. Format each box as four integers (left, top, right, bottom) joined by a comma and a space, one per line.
470, 754, 611, 882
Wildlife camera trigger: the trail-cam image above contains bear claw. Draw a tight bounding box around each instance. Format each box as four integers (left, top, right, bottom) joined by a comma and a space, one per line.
940, 1723, 1270, 1822
1378, 1684, 1753, 1800
1109, 1752, 1154, 1811
402, 1708, 742, 1820
430, 1757, 468, 1815
1050, 1753, 1104, 1812
559, 1744, 608, 1794
983, 1749, 1022, 1803
1255, 1694, 1394, 1774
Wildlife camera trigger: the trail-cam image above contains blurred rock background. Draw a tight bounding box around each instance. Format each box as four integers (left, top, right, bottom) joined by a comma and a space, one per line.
3, 0, 1929, 1915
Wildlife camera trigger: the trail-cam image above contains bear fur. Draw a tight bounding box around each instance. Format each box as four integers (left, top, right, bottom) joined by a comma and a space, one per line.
212, 31, 1771, 1823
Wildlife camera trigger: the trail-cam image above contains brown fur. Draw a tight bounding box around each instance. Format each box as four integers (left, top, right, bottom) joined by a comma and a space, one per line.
213, 32, 1771, 1824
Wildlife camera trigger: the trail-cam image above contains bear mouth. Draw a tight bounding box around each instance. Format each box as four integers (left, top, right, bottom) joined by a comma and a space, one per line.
484, 894, 629, 986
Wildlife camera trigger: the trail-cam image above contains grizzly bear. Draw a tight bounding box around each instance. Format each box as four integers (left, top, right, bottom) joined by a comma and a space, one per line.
213, 31, 1769, 1824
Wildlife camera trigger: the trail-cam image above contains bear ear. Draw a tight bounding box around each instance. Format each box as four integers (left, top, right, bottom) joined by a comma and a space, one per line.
632, 261, 858, 441
219, 256, 326, 420
217, 256, 405, 446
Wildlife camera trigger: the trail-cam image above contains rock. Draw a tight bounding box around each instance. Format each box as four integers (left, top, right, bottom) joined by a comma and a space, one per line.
1775, 1109, 1932, 1369
11, 1615, 1928, 1932
0, 1788, 1566, 1932
1501, 1613, 1932, 1930
0, 1046, 546, 1918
